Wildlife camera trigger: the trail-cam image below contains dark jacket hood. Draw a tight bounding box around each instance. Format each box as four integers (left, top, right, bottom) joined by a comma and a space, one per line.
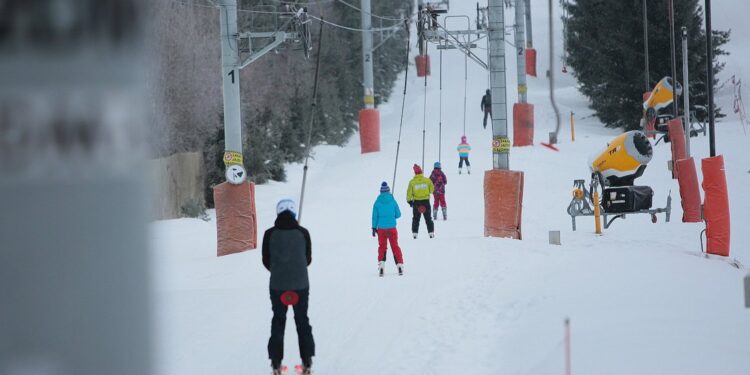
275, 211, 299, 229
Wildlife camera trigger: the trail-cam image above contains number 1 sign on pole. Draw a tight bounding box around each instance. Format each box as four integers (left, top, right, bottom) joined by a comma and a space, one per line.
220, 0, 243, 165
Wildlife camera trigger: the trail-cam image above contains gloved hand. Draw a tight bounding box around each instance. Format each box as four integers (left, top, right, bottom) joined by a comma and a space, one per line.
408, 201, 413, 207
372, 228, 377, 237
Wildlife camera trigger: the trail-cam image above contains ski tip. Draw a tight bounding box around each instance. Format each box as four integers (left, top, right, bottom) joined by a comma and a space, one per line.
540, 142, 560, 151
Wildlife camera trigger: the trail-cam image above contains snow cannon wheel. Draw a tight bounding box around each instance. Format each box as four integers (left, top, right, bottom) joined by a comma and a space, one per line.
280, 290, 299, 306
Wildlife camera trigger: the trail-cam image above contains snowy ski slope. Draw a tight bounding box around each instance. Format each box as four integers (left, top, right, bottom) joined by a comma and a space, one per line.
150, 1, 750, 374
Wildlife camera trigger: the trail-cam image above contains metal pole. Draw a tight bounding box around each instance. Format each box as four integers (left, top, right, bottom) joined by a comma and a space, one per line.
489, 0, 509, 170
548, 0, 561, 144
362, 0, 375, 109
219, 0, 243, 162
668, 0, 678, 118
705, 0, 716, 157
643, 0, 650, 91
524, 0, 533, 48
515, 0, 527, 104
682, 26, 691, 157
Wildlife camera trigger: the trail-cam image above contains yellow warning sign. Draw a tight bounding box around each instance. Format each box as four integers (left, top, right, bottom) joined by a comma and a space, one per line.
492, 136, 511, 154
223, 151, 243, 167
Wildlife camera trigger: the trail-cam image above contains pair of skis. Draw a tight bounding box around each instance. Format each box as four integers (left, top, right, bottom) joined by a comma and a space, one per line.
379, 266, 403, 277
275, 364, 310, 374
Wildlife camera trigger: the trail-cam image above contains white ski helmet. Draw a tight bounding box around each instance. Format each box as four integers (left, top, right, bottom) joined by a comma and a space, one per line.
276, 198, 297, 217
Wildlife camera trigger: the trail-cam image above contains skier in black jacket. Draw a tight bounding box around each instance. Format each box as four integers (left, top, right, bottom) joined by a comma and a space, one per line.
262, 198, 314, 375
481, 89, 492, 129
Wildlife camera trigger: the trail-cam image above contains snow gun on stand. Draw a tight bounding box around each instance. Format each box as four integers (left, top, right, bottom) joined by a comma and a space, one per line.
641, 76, 682, 143
567, 130, 672, 231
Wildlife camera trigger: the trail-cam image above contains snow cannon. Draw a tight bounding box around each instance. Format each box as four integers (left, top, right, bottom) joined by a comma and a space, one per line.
643, 77, 682, 138
567, 131, 671, 232
589, 130, 653, 187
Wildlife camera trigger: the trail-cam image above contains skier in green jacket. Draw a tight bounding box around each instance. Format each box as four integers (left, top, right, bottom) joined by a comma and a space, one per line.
406, 164, 435, 238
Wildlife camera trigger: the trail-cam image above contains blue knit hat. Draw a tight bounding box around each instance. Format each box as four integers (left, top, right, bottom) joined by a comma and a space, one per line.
380, 181, 390, 193
434, 161, 441, 169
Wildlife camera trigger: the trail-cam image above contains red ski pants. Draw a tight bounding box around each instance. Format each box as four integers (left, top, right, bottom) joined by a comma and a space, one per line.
377, 228, 403, 264
433, 193, 447, 209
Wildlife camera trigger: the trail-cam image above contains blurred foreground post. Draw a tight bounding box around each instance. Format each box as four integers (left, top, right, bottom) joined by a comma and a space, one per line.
0, 1, 152, 374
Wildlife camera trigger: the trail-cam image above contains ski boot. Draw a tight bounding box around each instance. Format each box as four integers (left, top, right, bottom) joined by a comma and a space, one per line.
397, 263, 404, 276
295, 358, 312, 374
271, 361, 284, 375
412, 232, 418, 239
458, 168, 462, 175
467, 166, 471, 174
442, 207, 447, 220
378, 261, 384, 277
432, 209, 438, 220
429, 232, 435, 238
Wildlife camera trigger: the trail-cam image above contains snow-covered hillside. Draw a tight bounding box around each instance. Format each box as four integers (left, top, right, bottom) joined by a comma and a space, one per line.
150, 1, 750, 374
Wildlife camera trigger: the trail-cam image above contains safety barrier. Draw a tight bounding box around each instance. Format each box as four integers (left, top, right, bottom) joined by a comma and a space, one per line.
359, 108, 380, 153
513, 103, 534, 147
676, 157, 702, 223
484, 169, 524, 239
525, 48, 537, 77
415, 55, 430, 77
701, 155, 730, 257
214, 180, 257, 256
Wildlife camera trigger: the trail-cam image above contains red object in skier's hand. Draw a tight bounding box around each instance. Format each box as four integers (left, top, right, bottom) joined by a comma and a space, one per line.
280, 291, 299, 306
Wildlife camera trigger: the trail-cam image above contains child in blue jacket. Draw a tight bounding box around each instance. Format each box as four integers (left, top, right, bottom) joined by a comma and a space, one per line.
371, 182, 404, 276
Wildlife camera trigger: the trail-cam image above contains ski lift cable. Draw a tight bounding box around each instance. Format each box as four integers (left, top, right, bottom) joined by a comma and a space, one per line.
438, 48, 443, 163
308, 15, 403, 32
462, 35, 468, 135
297, 16, 325, 223
335, 0, 408, 22
391, 19, 411, 193
422, 68, 428, 170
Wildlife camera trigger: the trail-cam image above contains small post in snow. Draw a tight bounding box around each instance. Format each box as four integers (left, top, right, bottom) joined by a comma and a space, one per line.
565, 318, 572, 375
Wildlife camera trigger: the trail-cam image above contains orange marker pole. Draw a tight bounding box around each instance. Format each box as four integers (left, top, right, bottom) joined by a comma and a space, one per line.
593, 190, 602, 234
570, 111, 576, 142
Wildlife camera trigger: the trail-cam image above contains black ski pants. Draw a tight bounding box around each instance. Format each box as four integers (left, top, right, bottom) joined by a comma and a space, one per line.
483, 108, 492, 128
268, 288, 315, 365
459, 157, 470, 168
411, 199, 435, 234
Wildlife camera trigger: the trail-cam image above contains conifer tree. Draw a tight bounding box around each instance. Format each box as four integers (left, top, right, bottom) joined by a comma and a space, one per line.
563, 0, 729, 130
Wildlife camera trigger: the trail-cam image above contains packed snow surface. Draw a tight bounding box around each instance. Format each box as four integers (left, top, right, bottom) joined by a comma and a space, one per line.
150, 1, 750, 374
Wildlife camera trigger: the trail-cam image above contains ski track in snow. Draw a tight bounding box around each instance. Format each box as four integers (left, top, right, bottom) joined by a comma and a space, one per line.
150, 1, 750, 374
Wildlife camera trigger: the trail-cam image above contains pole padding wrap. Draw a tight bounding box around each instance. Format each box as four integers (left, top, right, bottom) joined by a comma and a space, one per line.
525, 48, 537, 77
415, 55, 431, 77
668, 118, 686, 178
513, 103, 534, 147
676, 157, 702, 223
214, 181, 257, 256
359, 108, 381, 153
484, 169, 524, 239
701, 155, 730, 257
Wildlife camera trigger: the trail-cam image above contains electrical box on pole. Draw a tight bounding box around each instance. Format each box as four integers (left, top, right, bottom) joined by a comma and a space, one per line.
359, 0, 380, 153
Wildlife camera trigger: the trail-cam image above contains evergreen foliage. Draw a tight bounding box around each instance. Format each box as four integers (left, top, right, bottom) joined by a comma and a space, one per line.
563, 0, 729, 130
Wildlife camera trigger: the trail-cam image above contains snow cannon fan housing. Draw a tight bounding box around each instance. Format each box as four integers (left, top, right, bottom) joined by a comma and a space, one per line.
589, 131, 653, 187
643, 76, 682, 125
